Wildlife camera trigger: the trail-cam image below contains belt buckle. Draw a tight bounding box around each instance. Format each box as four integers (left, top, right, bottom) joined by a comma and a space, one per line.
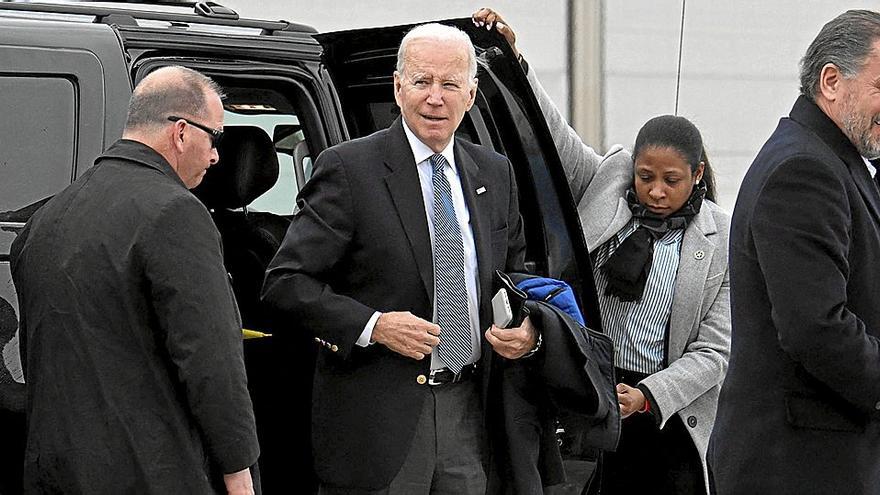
428, 363, 476, 386
428, 368, 444, 386
427, 367, 458, 386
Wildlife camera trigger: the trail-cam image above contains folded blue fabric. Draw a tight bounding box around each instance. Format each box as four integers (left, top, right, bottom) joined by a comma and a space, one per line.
515, 277, 585, 326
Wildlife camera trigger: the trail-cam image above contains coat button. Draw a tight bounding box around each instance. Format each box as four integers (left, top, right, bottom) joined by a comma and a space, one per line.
416, 375, 427, 385
694, 250, 705, 260
687, 415, 698, 428
331, 344, 339, 352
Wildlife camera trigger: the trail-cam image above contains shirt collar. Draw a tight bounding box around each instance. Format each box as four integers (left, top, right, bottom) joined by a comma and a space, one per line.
401, 118, 456, 171
98, 139, 187, 188
863, 156, 877, 179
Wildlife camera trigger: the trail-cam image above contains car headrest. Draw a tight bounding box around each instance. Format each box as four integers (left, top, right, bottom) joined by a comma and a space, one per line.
193, 125, 279, 210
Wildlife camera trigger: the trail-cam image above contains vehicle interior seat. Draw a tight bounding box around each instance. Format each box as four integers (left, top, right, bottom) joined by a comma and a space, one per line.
194, 125, 288, 329
192, 125, 317, 493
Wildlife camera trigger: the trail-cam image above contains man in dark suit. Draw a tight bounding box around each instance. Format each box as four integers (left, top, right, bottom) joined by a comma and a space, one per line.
11, 66, 259, 494
710, 10, 880, 493
262, 23, 538, 494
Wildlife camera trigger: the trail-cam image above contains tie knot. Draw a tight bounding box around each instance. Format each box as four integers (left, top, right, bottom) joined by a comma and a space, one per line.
430, 153, 447, 175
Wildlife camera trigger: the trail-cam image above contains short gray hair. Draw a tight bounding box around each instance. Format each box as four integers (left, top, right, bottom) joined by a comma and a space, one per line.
125, 66, 223, 131
800, 10, 880, 101
396, 23, 477, 81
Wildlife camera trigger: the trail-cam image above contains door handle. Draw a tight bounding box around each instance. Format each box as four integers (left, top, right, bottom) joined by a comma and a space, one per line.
0, 222, 25, 231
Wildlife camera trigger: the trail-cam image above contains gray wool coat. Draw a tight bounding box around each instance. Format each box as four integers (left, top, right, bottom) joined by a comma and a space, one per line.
527, 70, 731, 492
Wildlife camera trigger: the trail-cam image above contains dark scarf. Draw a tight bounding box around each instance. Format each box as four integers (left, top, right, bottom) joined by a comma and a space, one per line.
601, 181, 707, 302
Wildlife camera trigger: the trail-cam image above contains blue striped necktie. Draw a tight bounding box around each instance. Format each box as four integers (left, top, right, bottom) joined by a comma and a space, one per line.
430, 153, 472, 373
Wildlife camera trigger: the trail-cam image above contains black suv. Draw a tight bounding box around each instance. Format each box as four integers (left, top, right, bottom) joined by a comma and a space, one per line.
0, 2, 600, 492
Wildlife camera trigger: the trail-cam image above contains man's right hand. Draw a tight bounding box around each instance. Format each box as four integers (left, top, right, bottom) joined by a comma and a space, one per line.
372, 312, 441, 360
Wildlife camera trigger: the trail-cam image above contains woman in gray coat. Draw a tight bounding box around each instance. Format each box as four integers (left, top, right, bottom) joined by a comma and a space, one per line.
473, 10, 731, 495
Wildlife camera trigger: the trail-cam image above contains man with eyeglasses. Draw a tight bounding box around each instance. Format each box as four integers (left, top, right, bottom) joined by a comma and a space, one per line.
167, 115, 224, 148
9, 66, 259, 494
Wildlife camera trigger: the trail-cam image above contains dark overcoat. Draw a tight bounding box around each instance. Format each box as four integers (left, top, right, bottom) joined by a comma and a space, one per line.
11, 139, 259, 493
710, 96, 880, 494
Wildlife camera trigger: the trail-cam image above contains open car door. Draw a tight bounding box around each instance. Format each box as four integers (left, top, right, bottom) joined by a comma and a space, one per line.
315, 18, 601, 330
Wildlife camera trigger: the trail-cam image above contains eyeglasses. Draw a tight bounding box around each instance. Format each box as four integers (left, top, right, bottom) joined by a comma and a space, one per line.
167, 116, 223, 148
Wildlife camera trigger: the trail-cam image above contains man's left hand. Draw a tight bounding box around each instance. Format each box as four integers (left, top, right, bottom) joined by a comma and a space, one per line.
485, 316, 537, 359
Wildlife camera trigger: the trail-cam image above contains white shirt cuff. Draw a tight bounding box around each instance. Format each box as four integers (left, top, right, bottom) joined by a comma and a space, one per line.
356, 311, 381, 347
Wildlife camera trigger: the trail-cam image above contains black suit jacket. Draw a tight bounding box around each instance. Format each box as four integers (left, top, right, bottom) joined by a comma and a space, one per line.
710, 96, 880, 493
262, 118, 525, 490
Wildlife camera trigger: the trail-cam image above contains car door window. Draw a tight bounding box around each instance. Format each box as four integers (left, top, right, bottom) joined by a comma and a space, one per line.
0, 75, 78, 382
222, 111, 306, 216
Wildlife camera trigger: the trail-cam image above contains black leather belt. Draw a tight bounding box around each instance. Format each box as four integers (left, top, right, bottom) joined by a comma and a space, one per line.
428, 361, 479, 386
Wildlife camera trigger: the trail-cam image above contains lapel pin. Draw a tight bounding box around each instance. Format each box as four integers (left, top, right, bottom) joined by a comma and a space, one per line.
694, 250, 705, 260
476, 186, 487, 195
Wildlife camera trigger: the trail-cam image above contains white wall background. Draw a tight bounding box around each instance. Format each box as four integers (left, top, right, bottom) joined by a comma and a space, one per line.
603, 1, 880, 210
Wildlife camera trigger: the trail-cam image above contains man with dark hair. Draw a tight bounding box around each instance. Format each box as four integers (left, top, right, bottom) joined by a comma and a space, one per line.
263, 23, 536, 494
10, 66, 259, 494
711, 10, 880, 493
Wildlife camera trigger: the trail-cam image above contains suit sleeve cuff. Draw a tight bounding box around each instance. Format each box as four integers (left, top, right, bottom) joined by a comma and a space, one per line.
213, 439, 260, 475
637, 383, 662, 427
356, 311, 381, 347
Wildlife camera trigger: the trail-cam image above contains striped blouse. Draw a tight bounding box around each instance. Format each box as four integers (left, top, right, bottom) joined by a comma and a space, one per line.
593, 219, 683, 374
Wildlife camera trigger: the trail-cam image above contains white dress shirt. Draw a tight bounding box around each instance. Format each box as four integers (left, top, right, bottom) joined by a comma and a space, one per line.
863, 156, 876, 179
356, 120, 481, 370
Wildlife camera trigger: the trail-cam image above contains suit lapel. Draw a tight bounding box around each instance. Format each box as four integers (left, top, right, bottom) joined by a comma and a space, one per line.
455, 142, 498, 409
667, 209, 716, 359
383, 119, 434, 302
455, 142, 492, 314
455, 144, 495, 411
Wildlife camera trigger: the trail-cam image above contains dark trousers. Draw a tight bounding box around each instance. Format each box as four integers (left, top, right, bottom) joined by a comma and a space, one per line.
0, 408, 24, 494
599, 368, 705, 495
319, 378, 486, 495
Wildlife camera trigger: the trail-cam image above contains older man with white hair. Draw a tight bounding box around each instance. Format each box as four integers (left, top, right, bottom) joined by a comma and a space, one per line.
263, 23, 535, 494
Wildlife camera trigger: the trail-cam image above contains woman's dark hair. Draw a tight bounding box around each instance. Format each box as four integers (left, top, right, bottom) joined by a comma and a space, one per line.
700, 147, 717, 203
632, 114, 717, 202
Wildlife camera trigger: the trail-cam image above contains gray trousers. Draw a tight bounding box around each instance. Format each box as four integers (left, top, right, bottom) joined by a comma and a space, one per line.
319, 379, 487, 495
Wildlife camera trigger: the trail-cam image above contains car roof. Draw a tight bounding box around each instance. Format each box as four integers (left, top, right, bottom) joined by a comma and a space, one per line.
0, 1, 317, 37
